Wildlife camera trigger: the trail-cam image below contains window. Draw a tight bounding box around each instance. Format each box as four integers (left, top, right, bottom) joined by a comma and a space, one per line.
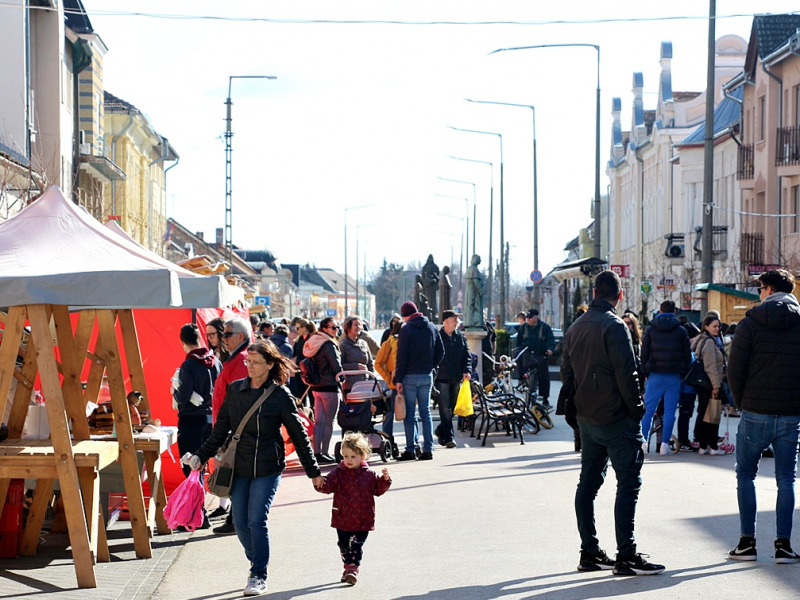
793, 186, 800, 235
759, 96, 766, 141
796, 85, 800, 126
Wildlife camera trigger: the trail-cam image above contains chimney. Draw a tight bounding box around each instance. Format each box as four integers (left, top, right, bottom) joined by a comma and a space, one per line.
632, 72, 645, 145
659, 42, 675, 127
611, 97, 624, 163
196, 231, 204, 241
216, 228, 223, 245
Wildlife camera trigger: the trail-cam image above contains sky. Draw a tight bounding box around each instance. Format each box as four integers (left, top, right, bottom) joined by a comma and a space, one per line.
79, 1, 799, 284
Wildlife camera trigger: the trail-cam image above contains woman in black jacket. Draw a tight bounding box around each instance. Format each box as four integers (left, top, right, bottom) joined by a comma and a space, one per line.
189, 340, 322, 597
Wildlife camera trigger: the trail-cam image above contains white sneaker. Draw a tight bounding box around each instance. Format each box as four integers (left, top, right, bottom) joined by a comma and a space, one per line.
659, 442, 670, 456
243, 576, 267, 596
698, 448, 709, 455
708, 448, 724, 456
642, 442, 649, 455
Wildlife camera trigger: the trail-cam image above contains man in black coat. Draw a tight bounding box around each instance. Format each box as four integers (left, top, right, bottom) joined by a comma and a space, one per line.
727, 269, 800, 563
639, 300, 691, 455
561, 270, 664, 576
434, 310, 471, 448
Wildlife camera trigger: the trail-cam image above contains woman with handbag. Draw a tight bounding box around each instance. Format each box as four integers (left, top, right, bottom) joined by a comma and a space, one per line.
187, 340, 323, 597
691, 315, 726, 455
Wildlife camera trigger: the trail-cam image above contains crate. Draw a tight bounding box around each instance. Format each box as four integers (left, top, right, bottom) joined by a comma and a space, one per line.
0, 480, 25, 558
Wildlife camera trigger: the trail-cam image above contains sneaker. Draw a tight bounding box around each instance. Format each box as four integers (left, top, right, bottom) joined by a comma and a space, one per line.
678, 444, 695, 452
542, 399, 553, 412
659, 442, 670, 456
641, 442, 649, 455
613, 553, 665, 576
342, 564, 358, 585
418, 451, 433, 460
243, 576, 267, 596
446, 441, 457, 448
397, 450, 417, 461
577, 549, 616, 572
698, 448, 709, 455
208, 505, 229, 519
729, 536, 757, 561
213, 514, 236, 535
775, 538, 800, 564
708, 448, 725, 456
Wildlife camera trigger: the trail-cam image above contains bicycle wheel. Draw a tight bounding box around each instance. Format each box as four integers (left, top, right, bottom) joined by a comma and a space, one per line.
532, 404, 554, 429
522, 409, 540, 434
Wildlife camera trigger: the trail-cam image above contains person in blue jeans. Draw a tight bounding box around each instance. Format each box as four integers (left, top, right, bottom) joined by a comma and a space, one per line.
393, 301, 444, 461
561, 269, 664, 576
639, 300, 691, 455
727, 268, 800, 563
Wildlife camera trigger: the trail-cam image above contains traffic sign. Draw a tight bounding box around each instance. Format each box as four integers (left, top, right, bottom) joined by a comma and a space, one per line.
640, 281, 652, 295
530, 270, 543, 284
255, 295, 271, 306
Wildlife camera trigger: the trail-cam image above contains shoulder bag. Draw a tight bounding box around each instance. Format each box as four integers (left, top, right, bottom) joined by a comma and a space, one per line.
208, 383, 278, 498
683, 338, 713, 391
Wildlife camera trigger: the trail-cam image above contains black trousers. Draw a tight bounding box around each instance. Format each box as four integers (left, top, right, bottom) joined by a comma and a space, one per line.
178, 415, 212, 478
337, 529, 369, 566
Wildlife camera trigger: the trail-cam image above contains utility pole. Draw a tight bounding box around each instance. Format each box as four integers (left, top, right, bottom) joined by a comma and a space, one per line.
700, 0, 716, 316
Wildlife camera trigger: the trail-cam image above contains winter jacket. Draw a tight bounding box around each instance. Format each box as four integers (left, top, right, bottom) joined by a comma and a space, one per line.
691, 333, 724, 390
436, 328, 471, 383
374, 336, 398, 390
173, 348, 221, 418
728, 292, 800, 415
269, 333, 293, 358
516, 320, 555, 356
394, 314, 445, 383
560, 298, 643, 426
195, 378, 320, 479
339, 336, 374, 392
640, 313, 691, 376
303, 332, 343, 393
211, 340, 249, 423
315, 462, 391, 531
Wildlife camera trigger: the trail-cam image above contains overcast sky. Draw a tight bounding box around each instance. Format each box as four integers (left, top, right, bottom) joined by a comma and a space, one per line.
81, 1, 798, 282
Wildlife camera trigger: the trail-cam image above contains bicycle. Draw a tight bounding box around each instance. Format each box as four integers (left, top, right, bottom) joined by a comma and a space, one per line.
484, 349, 553, 434
514, 359, 554, 431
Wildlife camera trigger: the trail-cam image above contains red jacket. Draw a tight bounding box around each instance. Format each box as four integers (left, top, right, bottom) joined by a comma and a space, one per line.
211, 342, 248, 423
316, 462, 391, 531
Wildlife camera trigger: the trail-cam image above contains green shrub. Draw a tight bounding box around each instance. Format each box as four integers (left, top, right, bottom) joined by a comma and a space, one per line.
495, 328, 509, 358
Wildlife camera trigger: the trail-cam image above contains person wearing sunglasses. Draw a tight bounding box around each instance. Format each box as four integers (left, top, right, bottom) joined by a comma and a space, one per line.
302, 316, 344, 464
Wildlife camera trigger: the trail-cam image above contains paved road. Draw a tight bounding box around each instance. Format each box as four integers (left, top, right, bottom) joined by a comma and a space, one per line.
4, 380, 800, 598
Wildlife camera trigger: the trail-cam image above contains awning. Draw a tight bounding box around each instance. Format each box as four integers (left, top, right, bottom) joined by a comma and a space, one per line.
549, 257, 607, 283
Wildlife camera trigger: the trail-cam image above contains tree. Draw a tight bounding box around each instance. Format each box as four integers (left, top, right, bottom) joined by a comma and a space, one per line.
367, 259, 406, 321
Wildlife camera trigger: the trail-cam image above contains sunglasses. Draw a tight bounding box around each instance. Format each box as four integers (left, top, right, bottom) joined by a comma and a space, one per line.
222, 331, 237, 338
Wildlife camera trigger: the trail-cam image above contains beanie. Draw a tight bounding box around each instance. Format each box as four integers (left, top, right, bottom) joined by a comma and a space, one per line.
400, 301, 418, 317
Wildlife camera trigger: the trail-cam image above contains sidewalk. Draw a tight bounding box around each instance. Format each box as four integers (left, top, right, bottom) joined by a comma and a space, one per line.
4, 383, 800, 598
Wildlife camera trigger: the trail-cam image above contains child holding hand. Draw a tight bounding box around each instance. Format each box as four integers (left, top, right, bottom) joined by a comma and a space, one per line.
314, 432, 391, 585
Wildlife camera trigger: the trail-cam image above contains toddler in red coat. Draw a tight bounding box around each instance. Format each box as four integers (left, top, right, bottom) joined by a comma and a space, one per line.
314, 432, 391, 585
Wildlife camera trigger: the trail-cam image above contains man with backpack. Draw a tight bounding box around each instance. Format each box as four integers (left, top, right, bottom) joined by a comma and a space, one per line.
302, 317, 343, 465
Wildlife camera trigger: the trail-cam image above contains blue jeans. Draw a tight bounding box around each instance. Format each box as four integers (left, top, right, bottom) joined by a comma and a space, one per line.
735, 411, 800, 539
575, 418, 644, 556
402, 373, 434, 453
231, 473, 282, 579
641, 372, 681, 442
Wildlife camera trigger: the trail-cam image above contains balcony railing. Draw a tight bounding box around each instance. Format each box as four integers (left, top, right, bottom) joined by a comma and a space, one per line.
693, 225, 728, 258
737, 143, 754, 179
741, 232, 765, 266
777, 126, 800, 166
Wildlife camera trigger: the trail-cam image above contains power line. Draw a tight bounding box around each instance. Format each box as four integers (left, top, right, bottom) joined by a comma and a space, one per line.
713, 203, 799, 219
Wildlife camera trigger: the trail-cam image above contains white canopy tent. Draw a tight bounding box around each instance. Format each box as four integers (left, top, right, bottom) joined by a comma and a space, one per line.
0, 186, 181, 308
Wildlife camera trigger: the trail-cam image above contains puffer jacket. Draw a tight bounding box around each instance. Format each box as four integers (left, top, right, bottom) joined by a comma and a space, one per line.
374, 336, 398, 390
303, 332, 343, 393
728, 292, 800, 414
173, 348, 221, 418
315, 461, 391, 530
394, 313, 445, 383
691, 332, 724, 389
641, 313, 691, 376
560, 298, 643, 426
195, 378, 320, 479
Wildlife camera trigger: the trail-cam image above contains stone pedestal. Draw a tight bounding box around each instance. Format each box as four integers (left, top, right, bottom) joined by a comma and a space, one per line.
464, 329, 488, 385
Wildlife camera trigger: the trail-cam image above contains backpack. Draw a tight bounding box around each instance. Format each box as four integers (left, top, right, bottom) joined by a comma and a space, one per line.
299, 356, 321, 386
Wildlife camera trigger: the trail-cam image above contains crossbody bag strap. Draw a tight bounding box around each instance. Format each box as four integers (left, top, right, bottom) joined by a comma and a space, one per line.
231, 382, 279, 443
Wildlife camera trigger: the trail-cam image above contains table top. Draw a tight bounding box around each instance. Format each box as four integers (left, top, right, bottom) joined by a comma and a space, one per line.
0, 439, 120, 469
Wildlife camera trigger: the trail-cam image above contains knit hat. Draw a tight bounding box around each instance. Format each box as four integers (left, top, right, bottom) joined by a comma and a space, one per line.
400, 301, 418, 317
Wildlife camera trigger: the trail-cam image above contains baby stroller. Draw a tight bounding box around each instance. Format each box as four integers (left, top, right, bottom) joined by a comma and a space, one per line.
334, 371, 399, 462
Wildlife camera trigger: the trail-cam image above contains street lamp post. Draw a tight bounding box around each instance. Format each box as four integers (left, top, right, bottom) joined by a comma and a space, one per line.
224, 75, 277, 274
437, 176, 476, 256
448, 155, 494, 315
448, 126, 505, 324
465, 99, 539, 307
344, 203, 377, 316
355, 223, 379, 317
490, 44, 601, 264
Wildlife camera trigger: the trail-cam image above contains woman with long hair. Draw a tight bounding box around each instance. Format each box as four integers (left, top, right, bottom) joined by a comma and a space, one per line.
621, 312, 643, 358
692, 315, 726, 455
205, 317, 230, 363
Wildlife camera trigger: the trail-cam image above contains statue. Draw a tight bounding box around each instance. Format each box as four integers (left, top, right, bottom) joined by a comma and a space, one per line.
464, 254, 484, 329
438, 265, 452, 323
421, 254, 440, 323
413, 274, 430, 320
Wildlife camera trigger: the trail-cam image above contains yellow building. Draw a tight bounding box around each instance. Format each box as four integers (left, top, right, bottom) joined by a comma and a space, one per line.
103, 92, 178, 254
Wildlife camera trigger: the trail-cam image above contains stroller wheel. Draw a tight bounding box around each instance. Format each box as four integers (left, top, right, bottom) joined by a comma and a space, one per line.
334, 442, 343, 463
379, 440, 391, 462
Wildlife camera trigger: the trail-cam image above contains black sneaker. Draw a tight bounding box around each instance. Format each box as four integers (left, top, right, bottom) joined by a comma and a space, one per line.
577, 549, 615, 572
213, 514, 236, 535
208, 505, 229, 519
775, 538, 800, 564
613, 553, 665, 576
728, 536, 757, 561
418, 451, 433, 461
397, 451, 417, 461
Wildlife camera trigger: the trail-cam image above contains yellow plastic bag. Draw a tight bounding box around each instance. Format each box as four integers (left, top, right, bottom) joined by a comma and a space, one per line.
454, 380, 474, 417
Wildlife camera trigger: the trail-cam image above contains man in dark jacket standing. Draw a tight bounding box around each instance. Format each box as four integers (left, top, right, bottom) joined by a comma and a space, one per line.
727, 269, 800, 563
434, 310, 471, 448
561, 270, 664, 576
174, 323, 221, 478
639, 300, 691, 454
394, 301, 445, 461
516, 308, 556, 409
